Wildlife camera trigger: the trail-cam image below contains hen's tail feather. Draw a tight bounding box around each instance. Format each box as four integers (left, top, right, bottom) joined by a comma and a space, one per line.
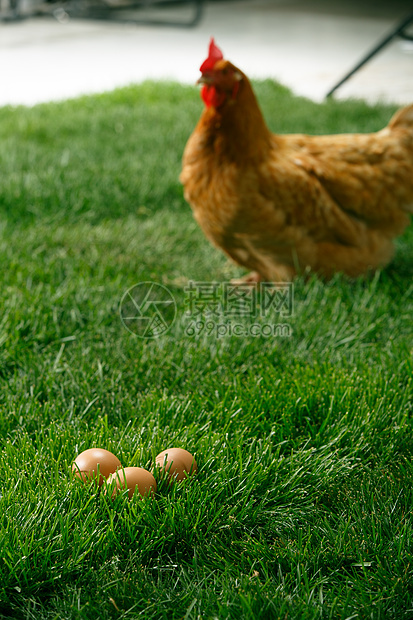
388, 104, 413, 216
388, 104, 413, 130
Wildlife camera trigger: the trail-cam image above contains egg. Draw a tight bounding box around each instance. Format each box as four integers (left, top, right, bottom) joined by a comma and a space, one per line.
155, 447, 198, 482
106, 467, 157, 499
72, 448, 122, 486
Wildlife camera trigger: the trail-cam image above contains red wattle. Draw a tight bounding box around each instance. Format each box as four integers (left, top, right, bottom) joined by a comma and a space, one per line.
201, 85, 227, 109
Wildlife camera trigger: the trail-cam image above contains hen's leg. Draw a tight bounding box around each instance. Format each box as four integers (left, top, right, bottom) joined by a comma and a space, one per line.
224, 245, 296, 283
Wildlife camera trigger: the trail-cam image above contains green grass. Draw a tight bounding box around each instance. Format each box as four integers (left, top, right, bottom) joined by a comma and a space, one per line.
0, 80, 412, 619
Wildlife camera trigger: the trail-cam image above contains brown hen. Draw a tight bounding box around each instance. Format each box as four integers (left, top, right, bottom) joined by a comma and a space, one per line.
180, 38, 413, 282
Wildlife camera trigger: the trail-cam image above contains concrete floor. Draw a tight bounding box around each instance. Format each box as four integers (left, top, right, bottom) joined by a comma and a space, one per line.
0, 0, 412, 106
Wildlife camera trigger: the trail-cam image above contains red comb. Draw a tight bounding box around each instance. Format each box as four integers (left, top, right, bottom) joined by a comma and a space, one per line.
200, 37, 224, 73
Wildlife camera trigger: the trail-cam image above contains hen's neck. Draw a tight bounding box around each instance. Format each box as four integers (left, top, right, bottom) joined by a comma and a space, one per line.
199, 75, 273, 164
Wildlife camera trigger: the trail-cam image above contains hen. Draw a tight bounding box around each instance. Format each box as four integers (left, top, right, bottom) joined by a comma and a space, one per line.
180, 38, 413, 281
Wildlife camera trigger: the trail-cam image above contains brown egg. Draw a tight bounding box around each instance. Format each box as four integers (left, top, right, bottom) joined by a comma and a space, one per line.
155, 447, 198, 482
106, 467, 157, 499
72, 448, 122, 487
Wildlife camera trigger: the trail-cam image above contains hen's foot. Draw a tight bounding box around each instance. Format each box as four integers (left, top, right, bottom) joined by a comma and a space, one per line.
230, 271, 262, 285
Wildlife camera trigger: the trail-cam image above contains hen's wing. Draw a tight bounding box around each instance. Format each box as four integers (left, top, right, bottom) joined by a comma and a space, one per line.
238, 108, 413, 278
272, 105, 413, 241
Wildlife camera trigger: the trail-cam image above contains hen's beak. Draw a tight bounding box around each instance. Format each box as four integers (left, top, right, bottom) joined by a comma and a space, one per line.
197, 73, 213, 85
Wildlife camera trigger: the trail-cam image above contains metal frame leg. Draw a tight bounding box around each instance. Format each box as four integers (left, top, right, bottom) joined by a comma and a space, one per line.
326, 11, 413, 98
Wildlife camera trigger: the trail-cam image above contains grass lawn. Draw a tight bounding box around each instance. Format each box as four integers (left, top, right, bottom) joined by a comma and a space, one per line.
0, 80, 412, 619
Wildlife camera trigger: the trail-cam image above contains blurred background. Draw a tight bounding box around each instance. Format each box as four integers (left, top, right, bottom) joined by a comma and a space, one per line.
1, 0, 412, 106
